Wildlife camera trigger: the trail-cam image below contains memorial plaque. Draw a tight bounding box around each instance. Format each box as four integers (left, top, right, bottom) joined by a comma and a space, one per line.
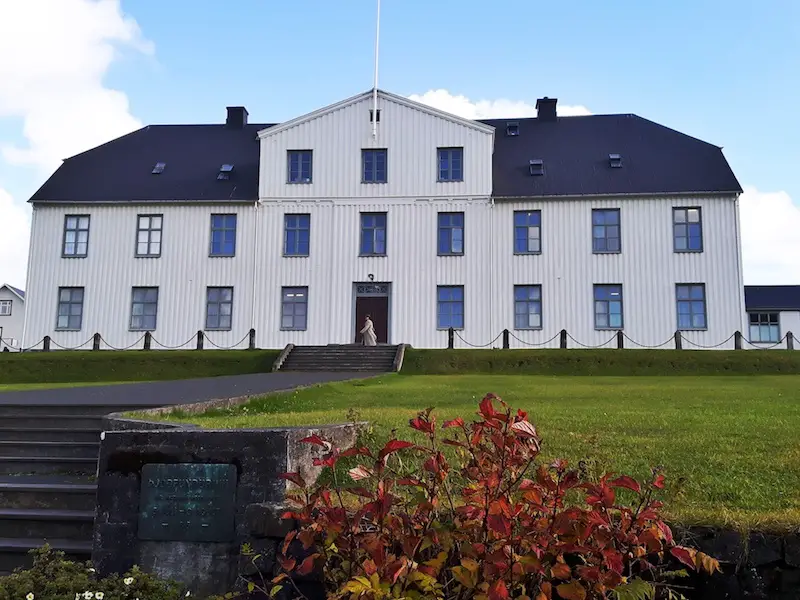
138, 463, 237, 542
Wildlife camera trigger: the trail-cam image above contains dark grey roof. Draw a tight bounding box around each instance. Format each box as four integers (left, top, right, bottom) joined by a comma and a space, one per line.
744, 286, 800, 311
29, 106, 741, 204
30, 123, 273, 203
479, 114, 742, 198
1, 284, 24, 300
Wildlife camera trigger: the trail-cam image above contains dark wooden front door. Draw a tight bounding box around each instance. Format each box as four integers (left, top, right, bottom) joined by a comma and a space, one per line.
355, 296, 389, 344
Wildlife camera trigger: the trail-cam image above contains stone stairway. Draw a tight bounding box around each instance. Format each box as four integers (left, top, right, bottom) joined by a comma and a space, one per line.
278, 344, 400, 372
0, 402, 151, 574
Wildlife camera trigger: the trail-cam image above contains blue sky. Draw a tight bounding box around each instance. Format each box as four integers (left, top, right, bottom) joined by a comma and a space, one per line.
0, 0, 798, 286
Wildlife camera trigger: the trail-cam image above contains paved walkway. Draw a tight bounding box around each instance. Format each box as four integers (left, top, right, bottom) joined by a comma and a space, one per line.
0, 372, 373, 406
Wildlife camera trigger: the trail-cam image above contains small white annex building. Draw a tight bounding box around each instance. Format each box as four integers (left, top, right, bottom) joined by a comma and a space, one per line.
22, 89, 748, 350
744, 286, 800, 348
0, 284, 25, 351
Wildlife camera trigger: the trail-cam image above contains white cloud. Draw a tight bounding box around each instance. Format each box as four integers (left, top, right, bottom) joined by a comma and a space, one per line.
408, 89, 592, 119
740, 186, 800, 284
0, 0, 151, 287
0, 189, 30, 287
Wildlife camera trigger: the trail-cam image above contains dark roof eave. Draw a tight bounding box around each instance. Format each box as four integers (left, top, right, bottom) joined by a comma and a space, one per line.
30, 198, 258, 205
491, 190, 742, 201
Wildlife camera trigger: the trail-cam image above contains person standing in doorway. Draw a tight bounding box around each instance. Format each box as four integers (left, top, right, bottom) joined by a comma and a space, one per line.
360, 314, 377, 346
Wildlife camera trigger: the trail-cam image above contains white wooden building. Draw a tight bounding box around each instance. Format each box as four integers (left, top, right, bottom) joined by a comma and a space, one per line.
22, 90, 749, 350
743, 286, 800, 348
0, 284, 25, 351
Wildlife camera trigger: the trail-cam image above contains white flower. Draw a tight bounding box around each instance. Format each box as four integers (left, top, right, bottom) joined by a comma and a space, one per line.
84, 593, 93, 600
76, 595, 81, 600
26, 594, 34, 600
96, 593, 104, 600
124, 577, 134, 586
186, 592, 191, 597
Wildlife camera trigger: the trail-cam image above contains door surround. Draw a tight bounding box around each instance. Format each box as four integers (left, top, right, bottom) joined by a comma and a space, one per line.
352, 282, 392, 344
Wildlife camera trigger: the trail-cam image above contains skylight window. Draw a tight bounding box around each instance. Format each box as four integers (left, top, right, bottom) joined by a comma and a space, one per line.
609, 153, 623, 168
529, 159, 544, 176
152, 162, 166, 174
506, 122, 520, 137
217, 164, 234, 180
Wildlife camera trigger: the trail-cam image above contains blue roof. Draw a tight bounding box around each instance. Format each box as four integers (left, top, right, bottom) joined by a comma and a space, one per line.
745, 286, 800, 311
29, 103, 741, 203
2, 284, 24, 300
479, 114, 742, 197
30, 123, 273, 203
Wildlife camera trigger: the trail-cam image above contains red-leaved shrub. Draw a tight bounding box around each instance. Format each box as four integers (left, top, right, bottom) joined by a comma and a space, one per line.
270, 394, 718, 599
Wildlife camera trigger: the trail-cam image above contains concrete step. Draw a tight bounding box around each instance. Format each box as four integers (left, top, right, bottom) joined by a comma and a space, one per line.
0, 457, 97, 476
0, 412, 103, 431
0, 508, 95, 539
282, 345, 398, 373
0, 404, 151, 417
0, 441, 100, 459
0, 536, 92, 574
0, 415, 104, 429
0, 478, 96, 511
0, 428, 101, 443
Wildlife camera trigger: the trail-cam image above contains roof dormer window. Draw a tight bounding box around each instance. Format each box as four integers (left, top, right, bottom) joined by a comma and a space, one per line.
217, 164, 234, 180
506, 122, 520, 137
151, 162, 166, 174
609, 153, 623, 168
529, 159, 544, 176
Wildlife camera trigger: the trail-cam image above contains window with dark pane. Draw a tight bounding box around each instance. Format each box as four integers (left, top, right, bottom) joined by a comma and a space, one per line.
136, 214, 163, 257
673, 207, 703, 252
63, 215, 90, 257
360, 212, 387, 256
592, 209, 621, 253
438, 212, 464, 255
210, 214, 237, 256
594, 285, 623, 329
56, 287, 84, 330
514, 211, 541, 254
437, 286, 464, 329
130, 287, 158, 331
206, 287, 233, 330
676, 284, 707, 330
437, 147, 463, 182
284, 214, 310, 256
281, 287, 308, 331
362, 149, 387, 183
287, 150, 313, 183
748, 312, 780, 343
514, 285, 542, 329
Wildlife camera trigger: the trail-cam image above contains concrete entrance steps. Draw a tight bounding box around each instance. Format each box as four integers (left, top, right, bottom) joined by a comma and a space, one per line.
0, 401, 153, 574
278, 344, 400, 372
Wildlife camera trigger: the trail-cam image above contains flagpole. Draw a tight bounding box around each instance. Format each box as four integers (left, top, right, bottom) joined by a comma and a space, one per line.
372, 0, 381, 139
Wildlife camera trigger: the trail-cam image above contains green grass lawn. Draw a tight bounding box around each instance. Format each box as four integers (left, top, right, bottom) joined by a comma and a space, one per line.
161, 374, 800, 531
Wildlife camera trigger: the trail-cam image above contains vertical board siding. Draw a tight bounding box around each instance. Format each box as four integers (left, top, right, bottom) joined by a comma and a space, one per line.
24, 204, 257, 350
492, 196, 745, 350
253, 199, 493, 349
24, 194, 754, 351
259, 95, 494, 200
0, 289, 25, 350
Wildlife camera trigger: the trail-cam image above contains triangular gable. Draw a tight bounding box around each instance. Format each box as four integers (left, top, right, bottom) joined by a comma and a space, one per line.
0, 284, 24, 302
257, 89, 494, 139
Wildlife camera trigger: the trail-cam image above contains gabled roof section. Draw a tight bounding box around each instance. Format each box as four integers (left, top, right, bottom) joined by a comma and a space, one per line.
29, 123, 274, 204
257, 89, 495, 139
482, 114, 742, 198
744, 286, 800, 311
1, 284, 25, 301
